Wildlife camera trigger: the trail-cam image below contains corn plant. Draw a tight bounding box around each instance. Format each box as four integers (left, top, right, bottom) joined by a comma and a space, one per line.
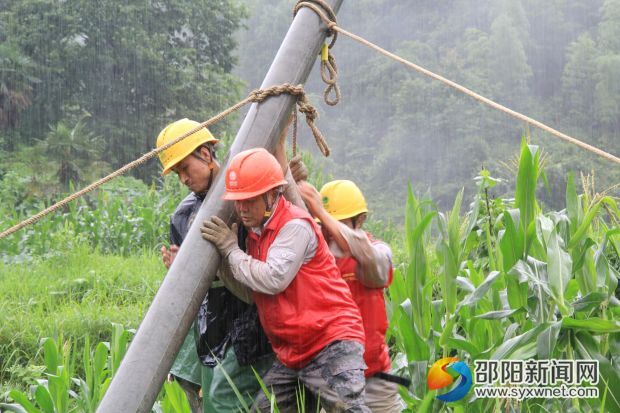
389, 139, 620, 412
0, 176, 185, 262
0, 324, 192, 413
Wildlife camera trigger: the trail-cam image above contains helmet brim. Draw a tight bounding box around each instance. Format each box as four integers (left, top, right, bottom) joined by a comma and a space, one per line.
223, 180, 288, 201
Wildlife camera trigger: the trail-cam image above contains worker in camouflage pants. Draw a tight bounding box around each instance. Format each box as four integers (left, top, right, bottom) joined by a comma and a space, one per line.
202, 148, 371, 412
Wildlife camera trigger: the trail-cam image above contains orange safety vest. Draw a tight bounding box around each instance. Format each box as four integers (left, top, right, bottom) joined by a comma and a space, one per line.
336, 233, 393, 377
247, 197, 365, 369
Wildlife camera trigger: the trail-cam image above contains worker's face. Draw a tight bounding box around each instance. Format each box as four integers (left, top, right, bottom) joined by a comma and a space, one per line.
234, 190, 277, 228
171, 148, 214, 194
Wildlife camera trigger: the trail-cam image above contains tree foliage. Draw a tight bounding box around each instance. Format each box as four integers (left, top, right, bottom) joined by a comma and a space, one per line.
236, 0, 619, 218
1, 0, 245, 181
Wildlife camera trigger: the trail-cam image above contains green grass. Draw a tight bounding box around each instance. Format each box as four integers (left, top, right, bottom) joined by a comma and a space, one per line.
0, 141, 618, 412
0, 245, 163, 393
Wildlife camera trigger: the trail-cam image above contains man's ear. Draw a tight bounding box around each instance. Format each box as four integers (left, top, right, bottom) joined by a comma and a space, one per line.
199, 146, 213, 163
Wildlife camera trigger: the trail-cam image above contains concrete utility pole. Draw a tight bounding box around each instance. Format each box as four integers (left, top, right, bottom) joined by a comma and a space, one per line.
97, 1, 343, 412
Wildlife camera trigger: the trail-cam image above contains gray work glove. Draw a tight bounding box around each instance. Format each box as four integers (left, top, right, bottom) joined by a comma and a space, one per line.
201, 216, 239, 257
289, 155, 308, 182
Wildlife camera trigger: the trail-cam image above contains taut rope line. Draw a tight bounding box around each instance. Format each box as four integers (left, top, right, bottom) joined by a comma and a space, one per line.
294, 2, 620, 165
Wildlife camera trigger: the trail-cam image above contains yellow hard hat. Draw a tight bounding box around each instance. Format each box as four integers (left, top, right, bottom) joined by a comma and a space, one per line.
320, 180, 368, 221
156, 118, 218, 175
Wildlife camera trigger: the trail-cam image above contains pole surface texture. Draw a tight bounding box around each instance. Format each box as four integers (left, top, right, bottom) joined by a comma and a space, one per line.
97, 2, 343, 412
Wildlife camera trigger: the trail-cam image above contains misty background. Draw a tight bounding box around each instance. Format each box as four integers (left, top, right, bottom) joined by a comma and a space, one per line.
1, 0, 618, 222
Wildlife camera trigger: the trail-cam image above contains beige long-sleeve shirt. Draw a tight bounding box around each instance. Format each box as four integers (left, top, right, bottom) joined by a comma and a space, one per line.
334, 223, 393, 288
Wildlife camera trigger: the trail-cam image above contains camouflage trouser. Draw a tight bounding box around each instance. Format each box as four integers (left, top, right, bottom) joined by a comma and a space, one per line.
252, 340, 370, 413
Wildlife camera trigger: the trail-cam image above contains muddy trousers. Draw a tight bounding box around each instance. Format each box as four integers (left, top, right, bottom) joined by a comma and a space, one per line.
252, 340, 371, 413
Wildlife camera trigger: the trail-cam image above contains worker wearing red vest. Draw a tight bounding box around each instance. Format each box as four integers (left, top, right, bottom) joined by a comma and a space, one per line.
296, 178, 403, 412
201, 148, 371, 413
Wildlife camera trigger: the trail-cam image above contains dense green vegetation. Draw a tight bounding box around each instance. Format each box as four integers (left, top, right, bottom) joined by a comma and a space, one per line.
1, 140, 618, 412
1, 0, 619, 412
388, 141, 619, 412
237, 0, 620, 215
0, 0, 244, 185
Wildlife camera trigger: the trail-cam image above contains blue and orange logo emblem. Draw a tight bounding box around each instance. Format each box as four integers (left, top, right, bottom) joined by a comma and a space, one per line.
427, 357, 472, 402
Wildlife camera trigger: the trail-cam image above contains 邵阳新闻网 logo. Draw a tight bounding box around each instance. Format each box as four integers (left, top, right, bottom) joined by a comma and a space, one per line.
427, 357, 473, 402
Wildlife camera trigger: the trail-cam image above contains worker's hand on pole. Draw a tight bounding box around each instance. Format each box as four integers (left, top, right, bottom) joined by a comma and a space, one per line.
161, 244, 179, 269
289, 155, 308, 182
201, 217, 239, 257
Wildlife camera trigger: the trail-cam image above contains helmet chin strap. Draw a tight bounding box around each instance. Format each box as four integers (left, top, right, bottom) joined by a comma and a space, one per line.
261, 190, 281, 224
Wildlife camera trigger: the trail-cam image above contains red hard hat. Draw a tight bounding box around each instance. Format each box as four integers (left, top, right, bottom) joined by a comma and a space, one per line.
223, 148, 288, 200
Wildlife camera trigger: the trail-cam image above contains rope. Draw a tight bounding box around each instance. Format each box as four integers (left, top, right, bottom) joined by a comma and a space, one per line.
293, 0, 337, 48
0, 84, 328, 240
294, 1, 341, 106
321, 49, 341, 106
294, 2, 620, 165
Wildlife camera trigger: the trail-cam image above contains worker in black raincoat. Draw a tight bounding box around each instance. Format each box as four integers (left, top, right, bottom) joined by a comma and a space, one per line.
157, 118, 273, 412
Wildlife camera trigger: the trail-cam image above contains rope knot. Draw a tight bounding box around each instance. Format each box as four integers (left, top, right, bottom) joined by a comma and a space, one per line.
297, 99, 317, 122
